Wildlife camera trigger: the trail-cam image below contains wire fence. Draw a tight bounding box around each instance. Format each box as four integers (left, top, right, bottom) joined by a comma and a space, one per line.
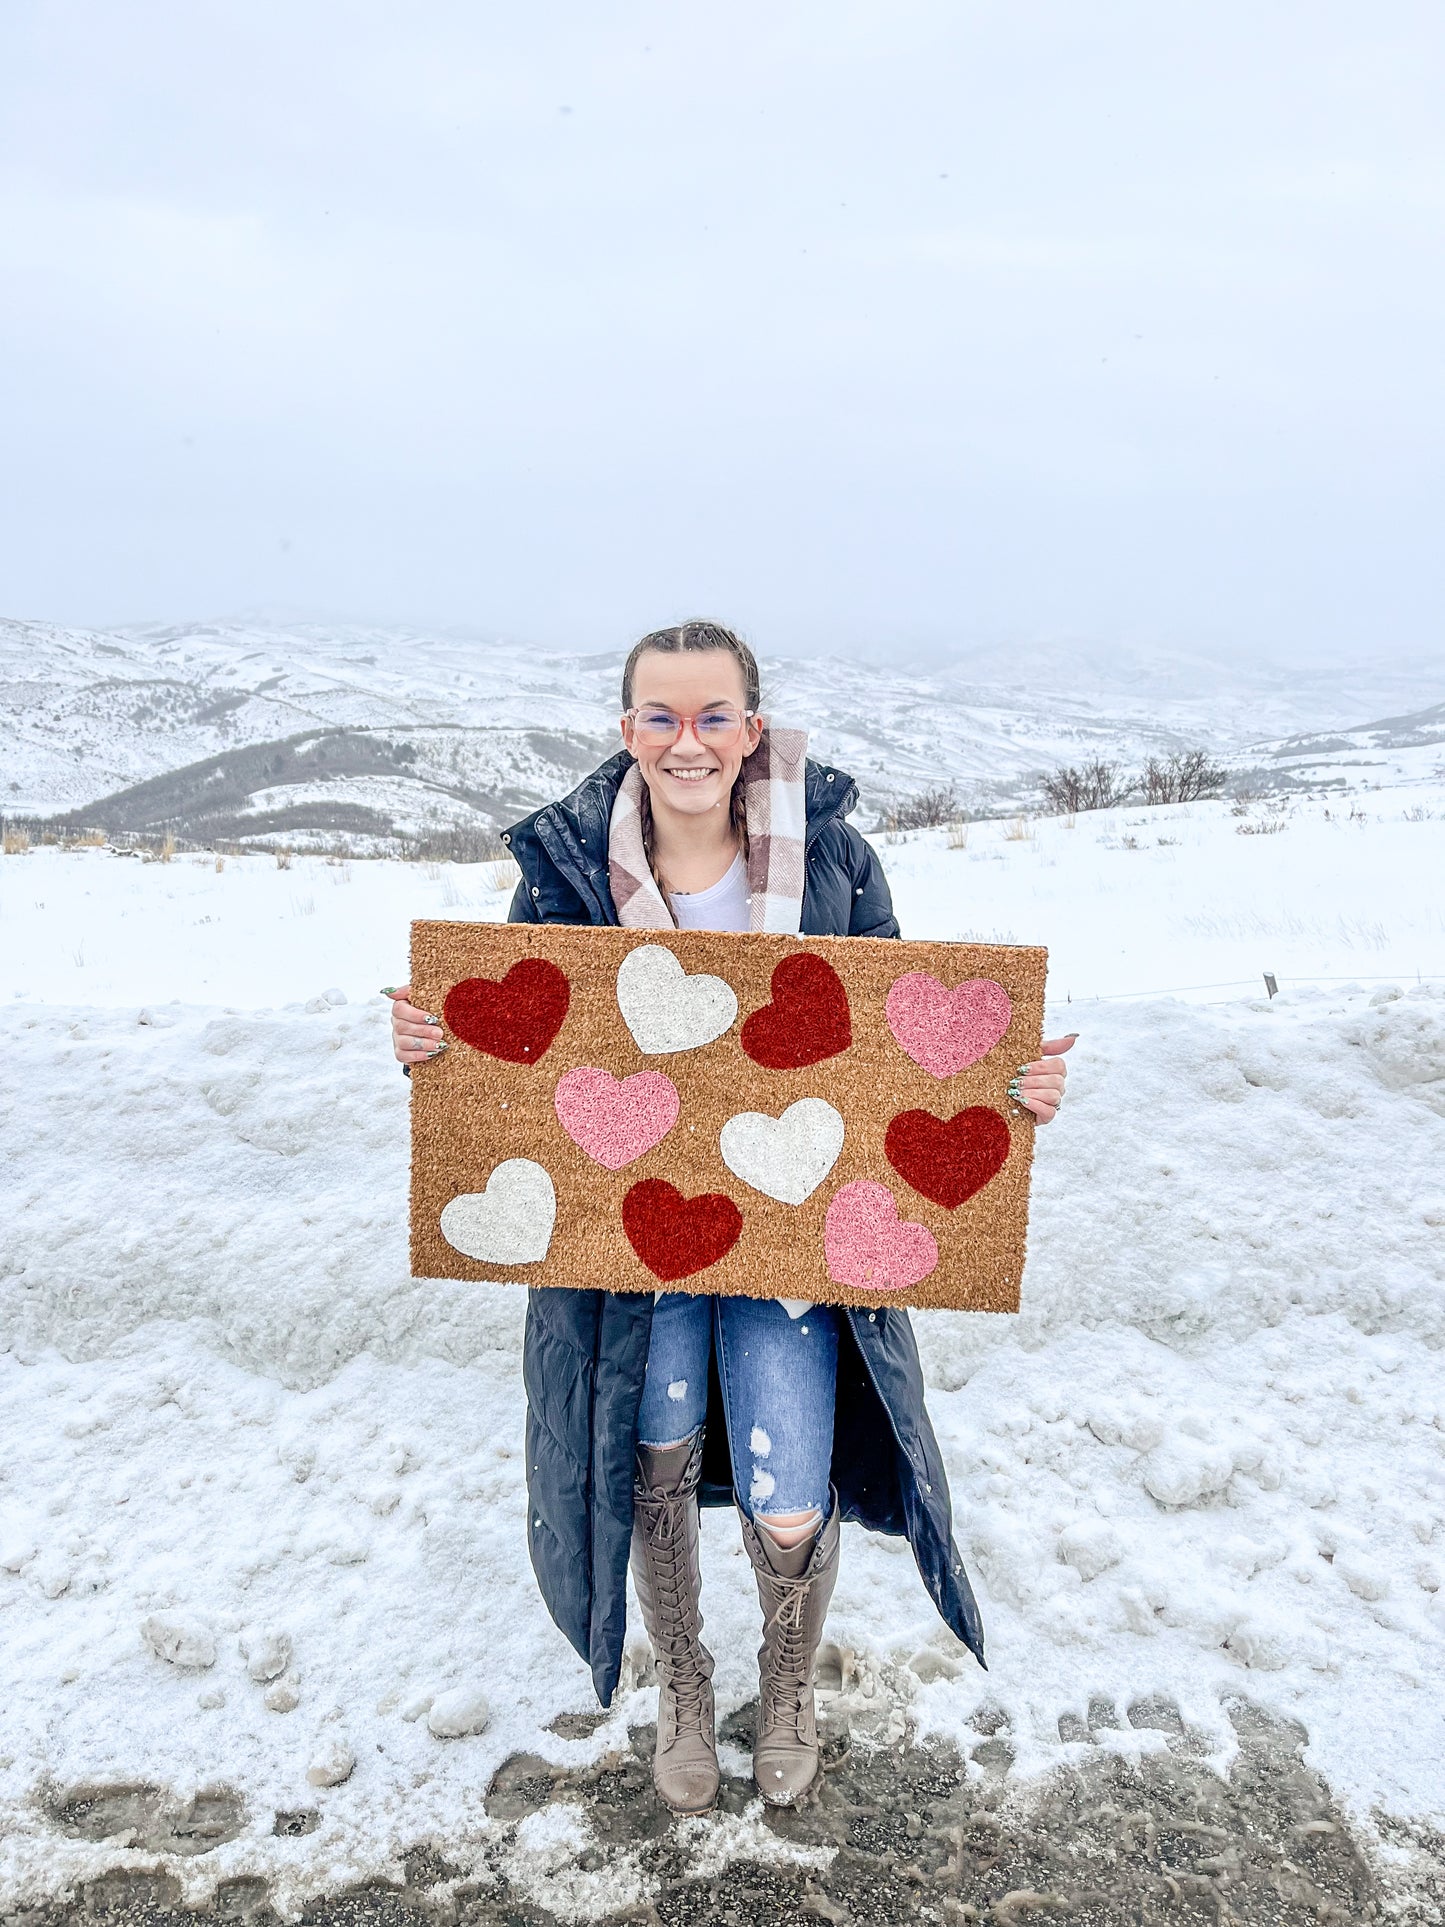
1059, 970, 1445, 1005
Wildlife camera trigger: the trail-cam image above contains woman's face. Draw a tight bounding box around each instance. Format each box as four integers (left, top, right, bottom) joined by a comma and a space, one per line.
620, 649, 763, 822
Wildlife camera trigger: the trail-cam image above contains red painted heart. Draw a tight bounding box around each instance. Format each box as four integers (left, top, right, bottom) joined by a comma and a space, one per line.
740, 953, 852, 1069
622, 1178, 744, 1282
884, 1106, 1011, 1209
442, 958, 570, 1066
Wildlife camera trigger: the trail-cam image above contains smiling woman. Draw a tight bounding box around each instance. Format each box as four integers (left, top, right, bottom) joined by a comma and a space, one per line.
386, 615, 1072, 1819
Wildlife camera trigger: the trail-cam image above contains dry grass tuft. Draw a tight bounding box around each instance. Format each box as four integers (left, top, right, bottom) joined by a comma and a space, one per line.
483, 858, 521, 892
215, 855, 226, 873
1002, 816, 1035, 843
947, 822, 969, 850
2, 826, 31, 855
276, 848, 293, 871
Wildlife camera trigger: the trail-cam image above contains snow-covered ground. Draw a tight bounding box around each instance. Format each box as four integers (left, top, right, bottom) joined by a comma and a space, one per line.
4, 754, 1441, 1010
1, 757, 1443, 1915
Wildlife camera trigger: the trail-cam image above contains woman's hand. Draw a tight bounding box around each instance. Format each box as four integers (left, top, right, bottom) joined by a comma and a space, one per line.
1009, 1033, 1076, 1124
383, 985, 448, 1065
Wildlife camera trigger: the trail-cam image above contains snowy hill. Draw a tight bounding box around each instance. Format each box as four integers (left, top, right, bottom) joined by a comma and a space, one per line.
0, 616, 620, 842
3, 614, 1441, 845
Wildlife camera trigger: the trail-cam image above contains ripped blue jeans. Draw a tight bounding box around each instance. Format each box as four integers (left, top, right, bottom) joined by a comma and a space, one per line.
637, 1293, 839, 1522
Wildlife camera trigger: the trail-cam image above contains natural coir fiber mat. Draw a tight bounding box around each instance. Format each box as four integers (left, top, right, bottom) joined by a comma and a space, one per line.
409, 922, 1047, 1313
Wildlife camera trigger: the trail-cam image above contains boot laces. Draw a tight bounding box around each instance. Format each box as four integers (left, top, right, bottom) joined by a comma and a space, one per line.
762, 1577, 812, 1731
642, 1486, 708, 1729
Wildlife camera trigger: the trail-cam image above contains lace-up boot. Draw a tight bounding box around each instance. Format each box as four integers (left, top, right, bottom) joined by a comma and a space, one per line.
739, 1497, 841, 1805
630, 1431, 719, 1814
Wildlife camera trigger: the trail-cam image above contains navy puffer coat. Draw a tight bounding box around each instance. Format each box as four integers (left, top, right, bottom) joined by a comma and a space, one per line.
502, 749, 985, 1705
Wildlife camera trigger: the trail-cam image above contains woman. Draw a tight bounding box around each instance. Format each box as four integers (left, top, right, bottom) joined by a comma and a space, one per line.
389, 621, 1070, 1815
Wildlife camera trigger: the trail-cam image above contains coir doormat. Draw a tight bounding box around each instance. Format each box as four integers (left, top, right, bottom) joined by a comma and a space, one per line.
409, 923, 1047, 1313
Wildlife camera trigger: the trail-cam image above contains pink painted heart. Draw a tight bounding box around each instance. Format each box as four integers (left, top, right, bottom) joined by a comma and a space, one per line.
885, 972, 1013, 1079
824, 1180, 939, 1292
554, 1067, 680, 1171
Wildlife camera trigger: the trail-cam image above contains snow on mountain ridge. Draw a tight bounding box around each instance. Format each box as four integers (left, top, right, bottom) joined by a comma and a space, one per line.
3, 614, 1440, 827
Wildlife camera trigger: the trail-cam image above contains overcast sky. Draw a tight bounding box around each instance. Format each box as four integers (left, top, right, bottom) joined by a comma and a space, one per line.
2, 2, 1442, 661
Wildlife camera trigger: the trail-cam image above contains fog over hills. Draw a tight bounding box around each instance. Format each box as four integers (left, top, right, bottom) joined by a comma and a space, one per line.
3, 613, 1440, 848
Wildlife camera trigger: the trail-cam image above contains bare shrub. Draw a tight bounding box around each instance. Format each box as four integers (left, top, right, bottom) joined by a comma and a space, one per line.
1039, 760, 1131, 814
1139, 748, 1228, 805
1043, 748, 1227, 814
396, 825, 509, 864
883, 784, 961, 832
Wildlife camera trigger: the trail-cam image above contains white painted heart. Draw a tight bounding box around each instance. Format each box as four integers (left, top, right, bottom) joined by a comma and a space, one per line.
616, 944, 739, 1055
719, 1098, 845, 1206
439, 1160, 556, 1265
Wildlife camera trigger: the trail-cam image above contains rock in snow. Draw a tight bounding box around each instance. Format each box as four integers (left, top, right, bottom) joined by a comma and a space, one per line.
241, 1625, 293, 1682
427, 1687, 491, 1738
306, 1738, 355, 1786
265, 1677, 301, 1714
140, 1612, 217, 1670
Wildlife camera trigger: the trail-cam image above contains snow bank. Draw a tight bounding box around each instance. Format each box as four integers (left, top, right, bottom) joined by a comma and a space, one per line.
1, 803, 1442, 1912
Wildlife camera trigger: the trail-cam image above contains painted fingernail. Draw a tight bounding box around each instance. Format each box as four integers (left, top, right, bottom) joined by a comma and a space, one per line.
380, 986, 397, 996
425, 1014, 442, 1025
429, 1043, 448, 1056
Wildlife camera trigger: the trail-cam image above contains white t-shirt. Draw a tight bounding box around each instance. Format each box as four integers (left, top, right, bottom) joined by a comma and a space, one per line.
664, 852, 812, 1321
666, 850, 750, 932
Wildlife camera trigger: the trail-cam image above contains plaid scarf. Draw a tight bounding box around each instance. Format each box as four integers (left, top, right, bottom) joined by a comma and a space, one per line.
608, 727, 809, 934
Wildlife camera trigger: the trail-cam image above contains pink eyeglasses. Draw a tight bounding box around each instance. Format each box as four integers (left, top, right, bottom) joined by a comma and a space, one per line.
624, 703, 757, 748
